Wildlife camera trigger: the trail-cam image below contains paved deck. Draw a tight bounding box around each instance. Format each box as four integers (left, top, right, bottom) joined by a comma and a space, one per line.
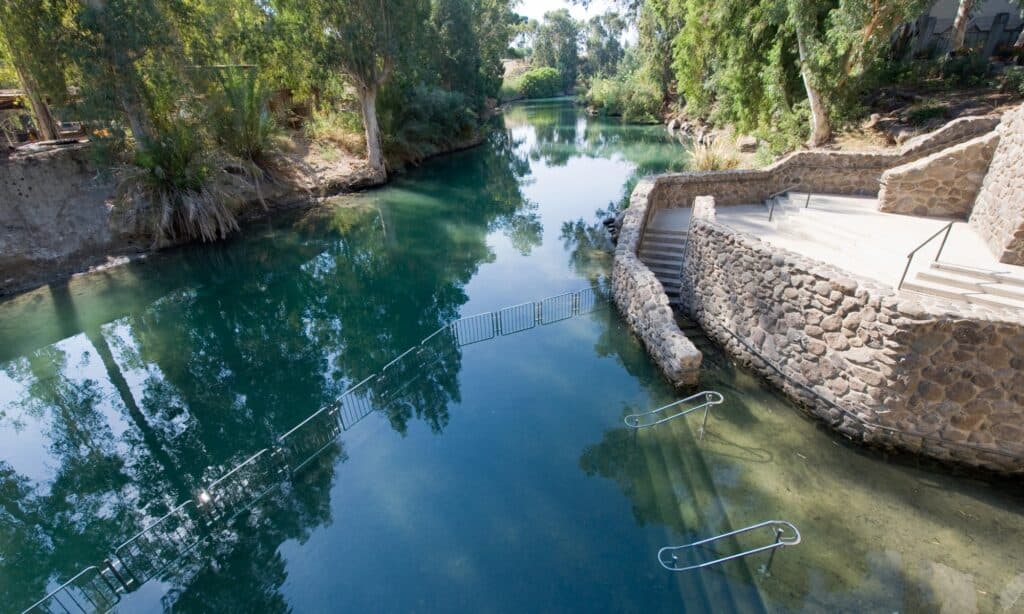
714, 194, 1024, 289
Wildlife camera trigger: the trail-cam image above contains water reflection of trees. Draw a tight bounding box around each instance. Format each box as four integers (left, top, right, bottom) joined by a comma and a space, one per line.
0, 124, 540, 610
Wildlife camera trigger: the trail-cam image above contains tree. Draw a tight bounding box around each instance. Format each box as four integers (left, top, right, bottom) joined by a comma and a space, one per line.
949, 0, 976, 52
583, 12, 626, 78
70, 0, 184, 149
0, 1, 68, 141
316, 0, 427, 179
533, 9, 581, 91
789, 0, 831, 146
433, 0, 481, 99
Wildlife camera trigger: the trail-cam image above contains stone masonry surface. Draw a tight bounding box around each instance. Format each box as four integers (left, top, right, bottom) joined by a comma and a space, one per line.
678, 196, 1024, 474
649, 114, 1001, 211
878, 131, 1000, 217
611, 178, 702, 388
968, 104, 1024, 265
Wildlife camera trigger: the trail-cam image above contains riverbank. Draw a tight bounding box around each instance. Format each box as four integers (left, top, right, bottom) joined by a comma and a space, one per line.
0, 127, 489, 298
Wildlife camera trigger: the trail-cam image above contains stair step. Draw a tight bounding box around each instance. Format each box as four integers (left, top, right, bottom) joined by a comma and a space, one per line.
646, 229, 688, 239
917, 271, 1024, 301
642, 239, 685, 251
902, 280, 1024, 312
649, 264, 680, 276
931, 262, 1024, 288
638, 248, 688, 259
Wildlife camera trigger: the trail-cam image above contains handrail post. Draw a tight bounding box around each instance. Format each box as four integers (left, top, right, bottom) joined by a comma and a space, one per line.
935, 222, 953, 262
760, 527, 785, 576
898, 256, 913, 290
699, 392, 712, 440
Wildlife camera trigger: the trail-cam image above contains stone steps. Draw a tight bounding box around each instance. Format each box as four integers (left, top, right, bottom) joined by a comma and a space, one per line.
902, 278, 1024, 312
932, 261, 1024, 288
640, 225, 688, 303
904, 261, 1024, 312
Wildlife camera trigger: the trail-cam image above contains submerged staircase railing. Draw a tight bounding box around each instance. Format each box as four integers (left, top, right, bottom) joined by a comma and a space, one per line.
22, 286, 608, 614
658, 520, 801, 574
623, 391, 723, 438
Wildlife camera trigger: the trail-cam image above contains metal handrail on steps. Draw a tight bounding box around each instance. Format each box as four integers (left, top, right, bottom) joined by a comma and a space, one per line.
623, 391, 724, 438
766, 186, 812, 222
658, 520, 801, 574
897, 221, 954, 289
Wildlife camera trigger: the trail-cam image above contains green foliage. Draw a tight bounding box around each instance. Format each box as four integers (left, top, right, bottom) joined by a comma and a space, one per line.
584, 73, 662, 123
532, 9, 581, 90
940, 55, 991, 87
664, 0, 935, 147
685, 139, 740, 171
906, 101, 947, 125
515, 67, 563, 99
209, 70, 279, 166
380, 84, 477, 165
582, 12, 626, 79
113, 119, 258, 246
1002, 67, 1024, 97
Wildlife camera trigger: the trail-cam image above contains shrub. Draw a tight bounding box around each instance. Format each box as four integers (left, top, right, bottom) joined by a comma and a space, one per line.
1001, 67, 1024, 97
941, 55, 990, 87
686, 139, 741, 171
304, 106, 366, 155
210, 71, 279, 167
113, 120, 257, 246
906, 101, 947, 126
380, 84, 477, 166
584, 73, 661, 123
516, 67, 562, 99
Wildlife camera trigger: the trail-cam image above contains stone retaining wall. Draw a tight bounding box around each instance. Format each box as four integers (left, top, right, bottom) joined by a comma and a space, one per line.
878, 131, 1000, 218
650, 115, 1001, 211
968, 104, 1024, 265
678, 196, 1024, 474
611, 178, 702, 388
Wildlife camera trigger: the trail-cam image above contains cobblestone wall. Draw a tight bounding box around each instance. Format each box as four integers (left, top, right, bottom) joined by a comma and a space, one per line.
679, 197, 1024, 474
969, 104, 1024, 265
651, 114, 1000, 211
611, 179, 702, 388
878, 131, 1000, 217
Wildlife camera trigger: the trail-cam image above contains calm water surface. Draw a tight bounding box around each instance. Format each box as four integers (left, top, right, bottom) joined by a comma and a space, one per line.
1, 100, 1022, 613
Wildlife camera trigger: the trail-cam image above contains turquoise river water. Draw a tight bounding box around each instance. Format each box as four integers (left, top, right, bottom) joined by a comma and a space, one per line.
1, 100, 1022, 613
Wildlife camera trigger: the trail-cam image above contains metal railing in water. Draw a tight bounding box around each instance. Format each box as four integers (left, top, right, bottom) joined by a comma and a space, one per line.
623, 391, 723, 439
22, 286, 607, 614
658, 520, 801, 574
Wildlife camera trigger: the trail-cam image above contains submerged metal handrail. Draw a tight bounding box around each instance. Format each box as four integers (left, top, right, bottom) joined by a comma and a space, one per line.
623, 391, 723, 438
898, 221, 954, 289
658, 520, 801, 573
22, 285, 609, 614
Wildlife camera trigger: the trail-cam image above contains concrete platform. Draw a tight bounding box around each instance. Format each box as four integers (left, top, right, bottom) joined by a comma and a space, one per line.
713, 193, 1024, 310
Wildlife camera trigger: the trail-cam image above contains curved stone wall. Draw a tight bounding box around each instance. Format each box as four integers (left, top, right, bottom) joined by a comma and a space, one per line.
969, 104, 1024, 265
611, 178, 702, 388
649, 114, 1001, 212
678, 196, 1024, 474
878, 131, 1000, 218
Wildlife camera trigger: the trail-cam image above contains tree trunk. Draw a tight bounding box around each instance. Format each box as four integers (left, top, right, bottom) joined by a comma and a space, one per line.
10, 53, 60, 141
1015, 25, 1024, 49
950, 0, 975, 52
795, 18, 832, 147
357, 84, 386, 180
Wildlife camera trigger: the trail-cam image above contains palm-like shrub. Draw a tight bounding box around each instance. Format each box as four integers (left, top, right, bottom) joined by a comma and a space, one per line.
211, 70, 281, 172
686, 138, 741, 172
113, 120, 257, 246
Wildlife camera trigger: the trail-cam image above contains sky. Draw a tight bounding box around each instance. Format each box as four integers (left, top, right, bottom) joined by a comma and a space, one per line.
515, 0, 621, 22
